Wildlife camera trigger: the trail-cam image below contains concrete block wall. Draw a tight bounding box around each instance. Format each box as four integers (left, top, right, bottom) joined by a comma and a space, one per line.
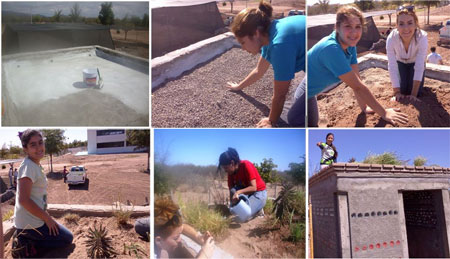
310, 163, 450, 258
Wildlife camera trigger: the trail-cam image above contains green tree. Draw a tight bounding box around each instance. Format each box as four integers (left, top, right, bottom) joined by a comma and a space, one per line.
413, 156, 427, 166
318, 0, 330, 14
126, 130, 150, 172
98, 2, 115, 25
354, 0, 374, 11
70, 3, 82, 23
415, 1, 440, 25
286, 156, 306, 185
0, 144, 7, 159
155, 163, 170, 195
42, 130, 66, 173
52, 9, 62, 22
254, 158, 279, 183
363, 152, 403, 165
141, 13, 149, 28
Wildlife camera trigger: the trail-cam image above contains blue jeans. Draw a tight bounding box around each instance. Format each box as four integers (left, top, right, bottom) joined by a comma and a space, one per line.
16, 222, 73, 249
397, 61, 425, 96
230, 187, 267, 219
287, 78, 306, 127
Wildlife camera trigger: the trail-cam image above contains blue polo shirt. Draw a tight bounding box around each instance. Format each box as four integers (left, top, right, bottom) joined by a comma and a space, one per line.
307, 31, 358, 98
261, 15, 305, 82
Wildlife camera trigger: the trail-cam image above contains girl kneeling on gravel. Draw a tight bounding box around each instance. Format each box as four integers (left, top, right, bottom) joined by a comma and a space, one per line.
386, 5, 427, 102
12, 129, 73, 258
155, 197, 214, 259
306, 5, 408, 127
227, 1, 306, 127
219, 148, 267, 221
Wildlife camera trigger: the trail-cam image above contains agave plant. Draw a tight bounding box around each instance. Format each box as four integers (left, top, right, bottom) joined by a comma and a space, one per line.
85, 224, 117, 258
123, 242, 147, 259
272, 181, 296, 225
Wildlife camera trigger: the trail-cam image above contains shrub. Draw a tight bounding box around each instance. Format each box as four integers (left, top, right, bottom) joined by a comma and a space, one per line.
85, 224, 117, 258
264, 199, 274, 215
414, 156, 427, 166
123, 243, 147, 259
289, 222, 305, 242
2, 209, 14, 221
63, 213, 80, 224
113, 203, 133, 227
180, 200, 230, 238
363, 152, 403, 165
1, 165, 5, 169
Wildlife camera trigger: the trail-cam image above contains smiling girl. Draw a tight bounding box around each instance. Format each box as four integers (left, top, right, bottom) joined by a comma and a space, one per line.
12, 129, 73, 258
306, 5, 408, 127
386, 5, 427, 102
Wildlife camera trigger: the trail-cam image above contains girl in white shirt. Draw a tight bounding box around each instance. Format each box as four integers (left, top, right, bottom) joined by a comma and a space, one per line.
386, 5, 427, 102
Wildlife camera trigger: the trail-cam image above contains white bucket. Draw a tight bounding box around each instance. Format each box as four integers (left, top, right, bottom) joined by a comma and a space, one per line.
82, 68, 98, 86
229, 195, 252, 222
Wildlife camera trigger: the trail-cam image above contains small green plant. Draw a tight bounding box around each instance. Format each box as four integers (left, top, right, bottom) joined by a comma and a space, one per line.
414, 156, 427, 166
179, 200, 230, 238
272, 182, 296, 225
2, 209, 14, 221
264, 199, 274, 215
289, 223, 305, 242
363, 152, 403, 165
85, 224, 117, 258
113, 203, 133, 227
63, 213, 80, 224
123, 242, 147, 259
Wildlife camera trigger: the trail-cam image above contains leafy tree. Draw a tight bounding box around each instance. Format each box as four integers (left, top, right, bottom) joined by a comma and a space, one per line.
286, 156, 306, 185
362, 152, 403, 165
70, 3, 82, 23
318, 0, 330, 14
32, 15, 43, 23
141, 13, 149, 28
254, 158, 279, 183
155, 163, 170, 195
126, 130, 150, 172
42, 130, 66, 173
98, 2, 115, 25
413, 156, 427, 166
52, 9, 62, 22
0, 144, 7, 159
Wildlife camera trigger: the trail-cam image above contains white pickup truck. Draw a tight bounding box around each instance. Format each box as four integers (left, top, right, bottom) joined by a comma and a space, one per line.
66, 166, 87, 185
437, 19, 450, 46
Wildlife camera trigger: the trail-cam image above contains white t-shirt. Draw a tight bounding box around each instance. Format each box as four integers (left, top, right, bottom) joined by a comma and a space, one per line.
427, 52, 442, 64
14, 157, 48, 229
386, 29, 428, 88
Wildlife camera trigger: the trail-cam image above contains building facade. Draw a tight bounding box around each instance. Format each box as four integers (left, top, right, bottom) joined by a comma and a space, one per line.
309, 163, 450, 258
87, 129, 138, 154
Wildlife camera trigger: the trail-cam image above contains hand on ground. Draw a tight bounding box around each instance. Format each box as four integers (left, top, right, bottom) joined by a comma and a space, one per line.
390, 93, 405, 102
226, 82, 243, 91
406, 95, 421, 103
256, 117, 273, 128
382, 108, 408, 126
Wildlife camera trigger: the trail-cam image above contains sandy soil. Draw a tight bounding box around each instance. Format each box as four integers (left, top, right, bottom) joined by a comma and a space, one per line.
373, 5, 450, 63
152, 48, 303, 128
3, 216, 149, 259
0, 152, 150, 206
110, 29, 149, 59
316, 67, 450, 127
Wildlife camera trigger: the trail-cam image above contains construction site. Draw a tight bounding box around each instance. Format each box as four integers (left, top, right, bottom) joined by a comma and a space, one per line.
309, 163, 450, 258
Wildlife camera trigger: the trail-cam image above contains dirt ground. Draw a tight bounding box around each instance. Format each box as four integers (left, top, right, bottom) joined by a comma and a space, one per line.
373, 5, 450, 64
3, 216, 149, 259
218, 0, 305, 18
0, 152, 150, 206
316, 67, 450, 127
110, 29, 149, 59
152, 48, 303, 128
174, 182, 304, 258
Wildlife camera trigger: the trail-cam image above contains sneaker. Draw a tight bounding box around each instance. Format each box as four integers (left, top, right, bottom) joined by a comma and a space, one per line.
257, 208, 265, 218
11, 232, 38, 258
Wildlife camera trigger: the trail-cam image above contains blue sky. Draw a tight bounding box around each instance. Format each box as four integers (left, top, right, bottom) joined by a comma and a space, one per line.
154, 129, 305, 171
2, 2, 148, 19
308, 129, 450, 176
0, 129, 87, 148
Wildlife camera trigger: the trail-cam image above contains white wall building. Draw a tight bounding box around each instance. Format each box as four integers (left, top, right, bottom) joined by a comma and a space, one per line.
87, 129, 139, 154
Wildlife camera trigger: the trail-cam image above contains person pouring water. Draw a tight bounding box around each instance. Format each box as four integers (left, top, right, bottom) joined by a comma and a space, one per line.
218, 148, 267, 221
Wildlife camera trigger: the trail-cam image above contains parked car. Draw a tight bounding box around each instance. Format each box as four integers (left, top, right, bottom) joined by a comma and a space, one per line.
66, 166, 87, 185
437, 19, 450, 46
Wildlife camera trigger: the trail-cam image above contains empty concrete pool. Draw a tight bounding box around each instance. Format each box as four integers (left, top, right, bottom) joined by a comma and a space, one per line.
2, 46, 149, 126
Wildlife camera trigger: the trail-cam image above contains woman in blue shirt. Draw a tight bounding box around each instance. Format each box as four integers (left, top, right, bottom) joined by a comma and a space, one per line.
306, 5, 408, 127
227, 1, 305, 127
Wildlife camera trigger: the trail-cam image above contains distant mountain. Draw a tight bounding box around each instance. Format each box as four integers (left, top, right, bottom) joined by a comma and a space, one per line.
3, 10, 50, 18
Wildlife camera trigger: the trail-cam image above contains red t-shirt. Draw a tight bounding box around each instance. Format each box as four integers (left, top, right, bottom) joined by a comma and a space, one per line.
227, 160, 266, 191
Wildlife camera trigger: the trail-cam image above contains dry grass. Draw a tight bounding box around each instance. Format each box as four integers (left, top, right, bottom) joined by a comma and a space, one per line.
63, 213, 80, 224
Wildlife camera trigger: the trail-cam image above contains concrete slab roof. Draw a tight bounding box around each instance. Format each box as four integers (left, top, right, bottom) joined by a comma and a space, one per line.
2, 46, 149, 126
308, 10, 396, 27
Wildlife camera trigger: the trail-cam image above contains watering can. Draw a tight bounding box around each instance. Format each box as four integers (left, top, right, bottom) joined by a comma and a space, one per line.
229, 194, 251, 222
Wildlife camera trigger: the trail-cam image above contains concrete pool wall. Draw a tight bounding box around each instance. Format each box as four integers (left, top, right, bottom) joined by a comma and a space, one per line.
2, 45, 149, 126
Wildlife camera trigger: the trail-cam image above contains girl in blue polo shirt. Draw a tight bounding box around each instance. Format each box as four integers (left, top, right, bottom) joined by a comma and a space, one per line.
227, 1, 305, 127
306, 5, 408, 127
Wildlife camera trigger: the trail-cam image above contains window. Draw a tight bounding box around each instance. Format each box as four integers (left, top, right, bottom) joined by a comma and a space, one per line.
96, 130, 125, 136
97, 141, 125, 148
